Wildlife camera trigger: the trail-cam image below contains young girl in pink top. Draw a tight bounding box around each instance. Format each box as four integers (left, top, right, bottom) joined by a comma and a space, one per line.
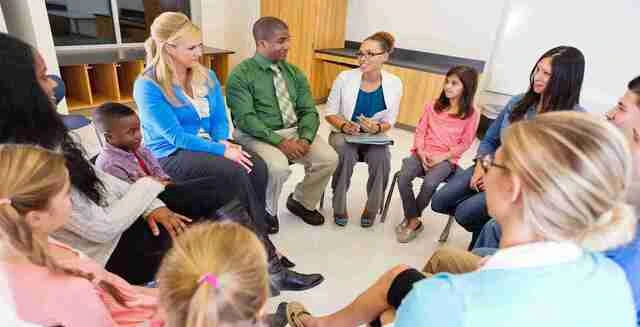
0, 144, 162, 326
396, 66, 480, 243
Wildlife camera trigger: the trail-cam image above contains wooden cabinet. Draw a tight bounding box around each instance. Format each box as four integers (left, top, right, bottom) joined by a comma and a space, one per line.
57, 47, 232, 113
314, 53, 452, 128
261, 0, 347, 100
60, 60, 144, 112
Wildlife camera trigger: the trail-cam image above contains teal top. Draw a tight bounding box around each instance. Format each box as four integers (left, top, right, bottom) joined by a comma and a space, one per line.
396, 252, 636, 327
350, 86, 386, 121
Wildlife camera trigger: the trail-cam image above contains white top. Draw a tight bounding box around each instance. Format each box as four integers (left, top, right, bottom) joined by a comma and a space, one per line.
480, 241, 584, 271
51, 169, 166, 266
325, 68, 403, 130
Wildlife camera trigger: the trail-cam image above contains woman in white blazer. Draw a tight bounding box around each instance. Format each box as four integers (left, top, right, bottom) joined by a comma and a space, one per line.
325, 31, 403, 227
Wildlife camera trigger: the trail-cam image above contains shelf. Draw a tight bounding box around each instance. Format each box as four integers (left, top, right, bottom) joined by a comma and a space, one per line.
61, 60, 144, 112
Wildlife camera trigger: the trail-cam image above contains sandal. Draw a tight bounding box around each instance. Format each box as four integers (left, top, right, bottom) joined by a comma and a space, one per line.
287, 301, 312, 327
334, 215, 348, 227
361, 214, 375, 228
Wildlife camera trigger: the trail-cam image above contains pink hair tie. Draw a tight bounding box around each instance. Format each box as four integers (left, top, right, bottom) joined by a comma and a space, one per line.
0, 198, 11, 206
198, 273, 220, 289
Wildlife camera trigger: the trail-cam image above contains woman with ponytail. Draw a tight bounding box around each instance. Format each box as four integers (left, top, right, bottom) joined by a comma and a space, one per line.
134, 12, 272, 230
287, 111, 637, 327
157, 221, 270, 327
0, 144, 163, 326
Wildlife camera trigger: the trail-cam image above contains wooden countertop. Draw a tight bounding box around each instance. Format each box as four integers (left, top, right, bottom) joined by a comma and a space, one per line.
57, 46, 234, 66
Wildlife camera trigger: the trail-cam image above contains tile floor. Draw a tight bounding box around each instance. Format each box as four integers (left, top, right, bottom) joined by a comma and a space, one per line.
264, 107, 479, 322
72, 105, 479, 325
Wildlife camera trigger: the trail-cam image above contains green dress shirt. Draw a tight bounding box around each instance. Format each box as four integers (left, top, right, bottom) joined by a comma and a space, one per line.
226, 53, 320, 145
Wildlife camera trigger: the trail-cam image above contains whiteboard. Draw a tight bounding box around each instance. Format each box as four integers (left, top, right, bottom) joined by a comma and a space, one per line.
486, 0, 640, 114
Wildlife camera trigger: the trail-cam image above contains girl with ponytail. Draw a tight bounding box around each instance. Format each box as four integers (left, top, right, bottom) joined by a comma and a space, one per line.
0, 144, 163, 326
157, 221, 269, 327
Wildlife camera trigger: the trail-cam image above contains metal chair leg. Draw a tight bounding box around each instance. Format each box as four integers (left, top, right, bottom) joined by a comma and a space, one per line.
380, 171, 400, 223
439, 215, 455, 243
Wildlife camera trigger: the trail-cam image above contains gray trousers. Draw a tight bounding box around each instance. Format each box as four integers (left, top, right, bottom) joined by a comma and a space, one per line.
329, 132, 391, 215
397, 154, 454, 219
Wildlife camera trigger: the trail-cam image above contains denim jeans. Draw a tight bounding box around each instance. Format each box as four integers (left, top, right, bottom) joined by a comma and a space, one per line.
431, 166, 492, 248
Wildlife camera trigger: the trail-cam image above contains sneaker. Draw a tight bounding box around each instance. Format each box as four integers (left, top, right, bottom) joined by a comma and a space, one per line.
395, 219, 408, 234
396, 221, 424, 243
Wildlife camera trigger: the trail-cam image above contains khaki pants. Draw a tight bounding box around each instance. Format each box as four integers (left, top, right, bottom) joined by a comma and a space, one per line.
234, 127, 338, 215
423, 246, 482, 274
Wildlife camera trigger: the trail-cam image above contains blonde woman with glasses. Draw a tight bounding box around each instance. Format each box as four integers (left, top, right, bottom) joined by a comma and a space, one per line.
287, 111, 637, 327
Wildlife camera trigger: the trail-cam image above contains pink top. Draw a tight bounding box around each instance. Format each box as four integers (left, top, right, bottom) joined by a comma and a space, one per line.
2, 239, 161, 327
411, 102, 480, 164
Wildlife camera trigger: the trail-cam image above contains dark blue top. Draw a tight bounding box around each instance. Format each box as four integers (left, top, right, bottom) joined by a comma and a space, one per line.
351, 86, 387, 121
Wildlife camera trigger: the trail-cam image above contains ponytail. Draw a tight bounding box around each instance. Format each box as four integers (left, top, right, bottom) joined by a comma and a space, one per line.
158, 222, 269, 327
185, 281, 218, 327
578, 202, 637, 252
144, 37, 159, 67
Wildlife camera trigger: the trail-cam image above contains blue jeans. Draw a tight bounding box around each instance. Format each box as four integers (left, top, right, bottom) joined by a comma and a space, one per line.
431, 166, 491, 248
471, 218, 501, 256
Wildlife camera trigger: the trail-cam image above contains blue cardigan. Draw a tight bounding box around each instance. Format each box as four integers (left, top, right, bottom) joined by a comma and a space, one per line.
396, 252, 636, 327
134, 68, 229, 158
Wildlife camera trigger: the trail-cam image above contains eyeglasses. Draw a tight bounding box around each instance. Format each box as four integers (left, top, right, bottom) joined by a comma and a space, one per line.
356, 50, 386, 59
479, 153, 509, 173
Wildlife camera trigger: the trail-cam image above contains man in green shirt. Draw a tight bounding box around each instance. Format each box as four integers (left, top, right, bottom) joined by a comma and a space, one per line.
227, 17, 338, 229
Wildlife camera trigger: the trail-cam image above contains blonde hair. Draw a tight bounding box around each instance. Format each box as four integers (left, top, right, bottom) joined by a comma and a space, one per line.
144, 11, 211, 105
157, 221, 269, 327
502, 111, 637, 251
0, 144, 128, 304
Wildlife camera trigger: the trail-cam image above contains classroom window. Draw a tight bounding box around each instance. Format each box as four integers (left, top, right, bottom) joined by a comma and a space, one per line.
46, 0, 190, 47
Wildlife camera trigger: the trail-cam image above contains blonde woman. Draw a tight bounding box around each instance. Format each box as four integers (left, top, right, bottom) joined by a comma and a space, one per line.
156, 221, 273, 327
287, 111, 637, 327
325, 31, 403, 227
134, 12, 323, 292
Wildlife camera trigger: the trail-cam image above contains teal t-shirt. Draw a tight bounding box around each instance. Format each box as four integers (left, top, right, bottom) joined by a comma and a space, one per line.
396, 252, 636, 327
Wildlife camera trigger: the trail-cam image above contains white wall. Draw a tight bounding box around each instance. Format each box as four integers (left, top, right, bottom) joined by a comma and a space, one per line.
0, 5, 6, 32
346, 0, 507, 62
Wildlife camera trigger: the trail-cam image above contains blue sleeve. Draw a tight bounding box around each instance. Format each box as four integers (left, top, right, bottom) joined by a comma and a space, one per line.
207, 71, 230, 141
134, 78, 225, 156
476, 95, 520, 158
395, 276, 464, 327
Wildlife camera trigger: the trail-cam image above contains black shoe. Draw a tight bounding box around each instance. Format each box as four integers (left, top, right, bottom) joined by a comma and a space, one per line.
263, 302, 288, 327
280, 255, 296, 268
266, 213, 279, 234
286, 194, 325, 226
271, 268, 324, 292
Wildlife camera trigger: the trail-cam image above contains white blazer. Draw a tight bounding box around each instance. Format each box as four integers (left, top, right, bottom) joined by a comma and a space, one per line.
325, 68, 403, 131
